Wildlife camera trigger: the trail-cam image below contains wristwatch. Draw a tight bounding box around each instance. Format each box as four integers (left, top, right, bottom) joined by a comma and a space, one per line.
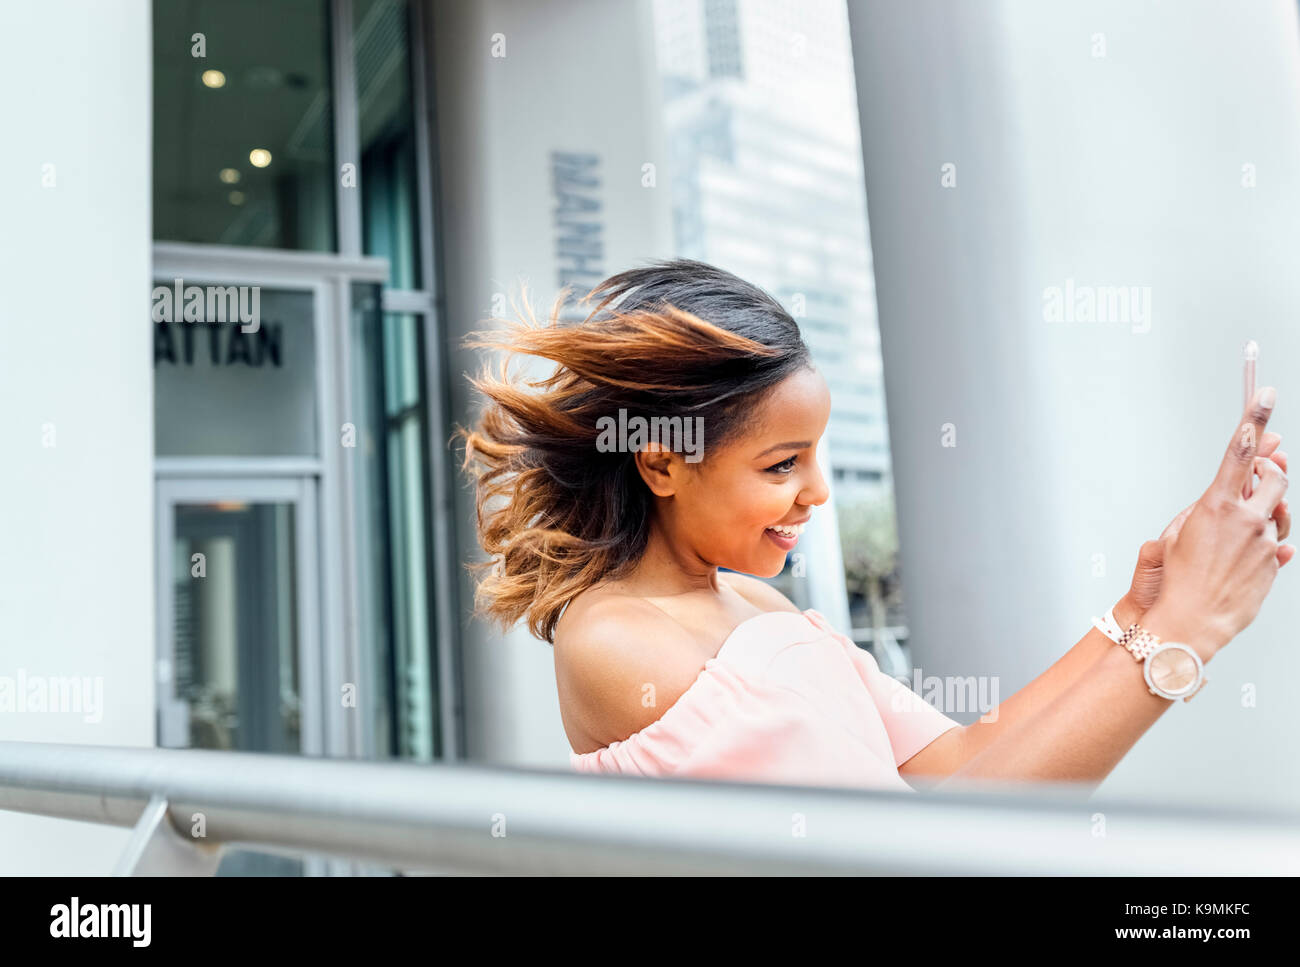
1117, 622, 1209, 702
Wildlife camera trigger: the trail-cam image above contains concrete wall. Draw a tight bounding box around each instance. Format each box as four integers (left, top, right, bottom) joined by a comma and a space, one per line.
430, 0, 674, 767
0, 0, 154, 872
848, 0, 1300, 807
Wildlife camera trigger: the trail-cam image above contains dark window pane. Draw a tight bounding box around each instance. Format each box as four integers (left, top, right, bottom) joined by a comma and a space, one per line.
350, 284, 439, 759
355, 0, 422, 287
153, 0, 336, 250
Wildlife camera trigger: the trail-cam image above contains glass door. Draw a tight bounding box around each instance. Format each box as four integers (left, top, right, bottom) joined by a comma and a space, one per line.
156, 476, 321, 876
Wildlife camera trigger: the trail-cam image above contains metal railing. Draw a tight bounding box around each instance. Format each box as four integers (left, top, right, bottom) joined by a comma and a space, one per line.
1, 740, 1299, 875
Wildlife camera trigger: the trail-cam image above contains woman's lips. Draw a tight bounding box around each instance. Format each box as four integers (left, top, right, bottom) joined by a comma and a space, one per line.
764, 522, 805, 550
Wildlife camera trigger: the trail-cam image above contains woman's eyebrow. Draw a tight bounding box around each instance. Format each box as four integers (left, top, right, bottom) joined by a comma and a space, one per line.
754, 441, 812, 458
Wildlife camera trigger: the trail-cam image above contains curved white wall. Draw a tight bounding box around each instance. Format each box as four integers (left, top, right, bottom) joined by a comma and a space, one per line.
848, 0, 1300, 806
431, 0, 674, 768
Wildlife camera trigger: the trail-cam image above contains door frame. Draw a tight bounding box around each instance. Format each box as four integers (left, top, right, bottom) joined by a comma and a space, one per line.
152, 244, 390, 763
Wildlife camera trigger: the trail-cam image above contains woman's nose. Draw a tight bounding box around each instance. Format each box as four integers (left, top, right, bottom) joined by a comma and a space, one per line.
801, 463, 831, 507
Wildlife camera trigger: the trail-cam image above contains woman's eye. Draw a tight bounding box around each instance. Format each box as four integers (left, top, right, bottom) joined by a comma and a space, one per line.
766, 456, 797, 474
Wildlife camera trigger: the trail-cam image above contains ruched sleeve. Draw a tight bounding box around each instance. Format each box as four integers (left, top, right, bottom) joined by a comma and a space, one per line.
568, 657, 831, 784
570, 608, 961, 791
803, 609, 963, 767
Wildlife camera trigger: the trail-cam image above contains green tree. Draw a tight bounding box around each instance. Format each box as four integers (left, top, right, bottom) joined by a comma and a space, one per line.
837, 492, 905, 668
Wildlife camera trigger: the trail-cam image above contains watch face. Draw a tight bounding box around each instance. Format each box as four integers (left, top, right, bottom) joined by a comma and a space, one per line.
1149, 645, 1199, 694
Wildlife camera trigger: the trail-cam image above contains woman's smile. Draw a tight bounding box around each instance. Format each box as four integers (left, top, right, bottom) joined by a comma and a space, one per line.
764, 519, 808, 550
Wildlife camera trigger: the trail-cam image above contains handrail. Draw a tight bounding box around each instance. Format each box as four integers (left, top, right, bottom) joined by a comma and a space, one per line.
1, 740, 1298, 874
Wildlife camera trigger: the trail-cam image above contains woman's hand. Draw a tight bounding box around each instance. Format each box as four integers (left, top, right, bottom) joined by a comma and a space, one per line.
1137, 388, 1291, 660
1116, 431, 1291, 628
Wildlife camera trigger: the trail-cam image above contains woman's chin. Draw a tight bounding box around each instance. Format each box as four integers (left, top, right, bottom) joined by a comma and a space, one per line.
714, 549, 788, 580
743, 556, 788, 580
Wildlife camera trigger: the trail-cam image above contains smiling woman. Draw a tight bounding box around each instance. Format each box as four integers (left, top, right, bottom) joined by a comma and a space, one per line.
453, 258, 971, 789
456, 257, 816, 643
458, 253, 1297, 798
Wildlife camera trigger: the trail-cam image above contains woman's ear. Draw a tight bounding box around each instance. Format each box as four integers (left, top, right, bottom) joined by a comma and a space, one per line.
633, 441, 679, 497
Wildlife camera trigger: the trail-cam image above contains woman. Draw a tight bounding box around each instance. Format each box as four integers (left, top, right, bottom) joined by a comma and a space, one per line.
458, 258, 1292, 793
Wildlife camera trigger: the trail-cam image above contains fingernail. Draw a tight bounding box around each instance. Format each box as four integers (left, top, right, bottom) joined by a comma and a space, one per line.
1258, 387, 1276, 410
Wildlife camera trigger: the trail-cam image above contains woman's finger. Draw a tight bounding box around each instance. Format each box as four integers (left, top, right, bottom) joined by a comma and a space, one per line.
1243, 447, 1287, 498
1247, 456, 1289, 514
1159, 502, 1196, 543
1279, 543, 1296, 567
1213, 388, 1277, 499
1274, 498, 1291, 541
1260, 431, 1282, 458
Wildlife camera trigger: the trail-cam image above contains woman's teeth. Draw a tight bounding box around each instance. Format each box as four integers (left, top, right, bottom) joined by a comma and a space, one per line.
766, 523, 806, 538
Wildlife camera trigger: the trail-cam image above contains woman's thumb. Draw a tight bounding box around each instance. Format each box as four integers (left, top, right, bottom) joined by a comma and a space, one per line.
1137, 538, 1166, 570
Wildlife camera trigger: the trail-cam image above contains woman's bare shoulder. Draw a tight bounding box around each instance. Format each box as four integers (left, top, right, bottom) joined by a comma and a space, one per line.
554, 588, 706, 752
555, 585, 684, 649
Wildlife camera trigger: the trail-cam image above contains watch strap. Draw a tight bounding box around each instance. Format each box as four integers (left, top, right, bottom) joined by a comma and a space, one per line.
1118, 622, 1163, 662
1091, 608, 1126, 644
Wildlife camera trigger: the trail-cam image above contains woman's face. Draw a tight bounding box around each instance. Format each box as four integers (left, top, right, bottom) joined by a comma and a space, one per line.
648, 365, 833, 579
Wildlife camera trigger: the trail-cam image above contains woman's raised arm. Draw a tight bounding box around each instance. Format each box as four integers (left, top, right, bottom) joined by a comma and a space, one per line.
932, 388, 1289, 793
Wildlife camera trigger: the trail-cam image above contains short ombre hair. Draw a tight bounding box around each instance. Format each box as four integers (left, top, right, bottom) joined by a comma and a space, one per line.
456, 258, 812, 643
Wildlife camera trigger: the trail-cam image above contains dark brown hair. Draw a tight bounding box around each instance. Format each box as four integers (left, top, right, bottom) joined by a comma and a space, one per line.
456, 258, 812, 643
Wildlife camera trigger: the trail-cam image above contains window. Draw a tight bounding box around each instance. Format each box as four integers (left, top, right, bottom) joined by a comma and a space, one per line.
355, 0, 423, 288
153, 0, 336, 250
151, 0, 452, 788
652, 0, 905, 653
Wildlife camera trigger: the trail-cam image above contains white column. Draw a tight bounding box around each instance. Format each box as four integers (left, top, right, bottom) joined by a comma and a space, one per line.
0, 0, 154, 872
430, 0, 673, 768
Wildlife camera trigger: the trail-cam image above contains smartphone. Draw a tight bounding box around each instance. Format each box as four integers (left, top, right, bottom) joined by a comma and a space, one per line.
1244, 340, 1258, 498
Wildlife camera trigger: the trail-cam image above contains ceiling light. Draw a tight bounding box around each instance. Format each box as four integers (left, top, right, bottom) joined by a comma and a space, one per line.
219, 168, 240, 184
248, 149, 272, 168
201, 70, 226, 88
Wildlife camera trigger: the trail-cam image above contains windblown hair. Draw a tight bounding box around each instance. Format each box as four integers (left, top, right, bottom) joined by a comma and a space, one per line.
456, 258, 812, 643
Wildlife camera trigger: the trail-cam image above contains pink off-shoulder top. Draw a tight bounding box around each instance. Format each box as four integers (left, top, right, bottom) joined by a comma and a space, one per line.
569, 608, 962, 792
